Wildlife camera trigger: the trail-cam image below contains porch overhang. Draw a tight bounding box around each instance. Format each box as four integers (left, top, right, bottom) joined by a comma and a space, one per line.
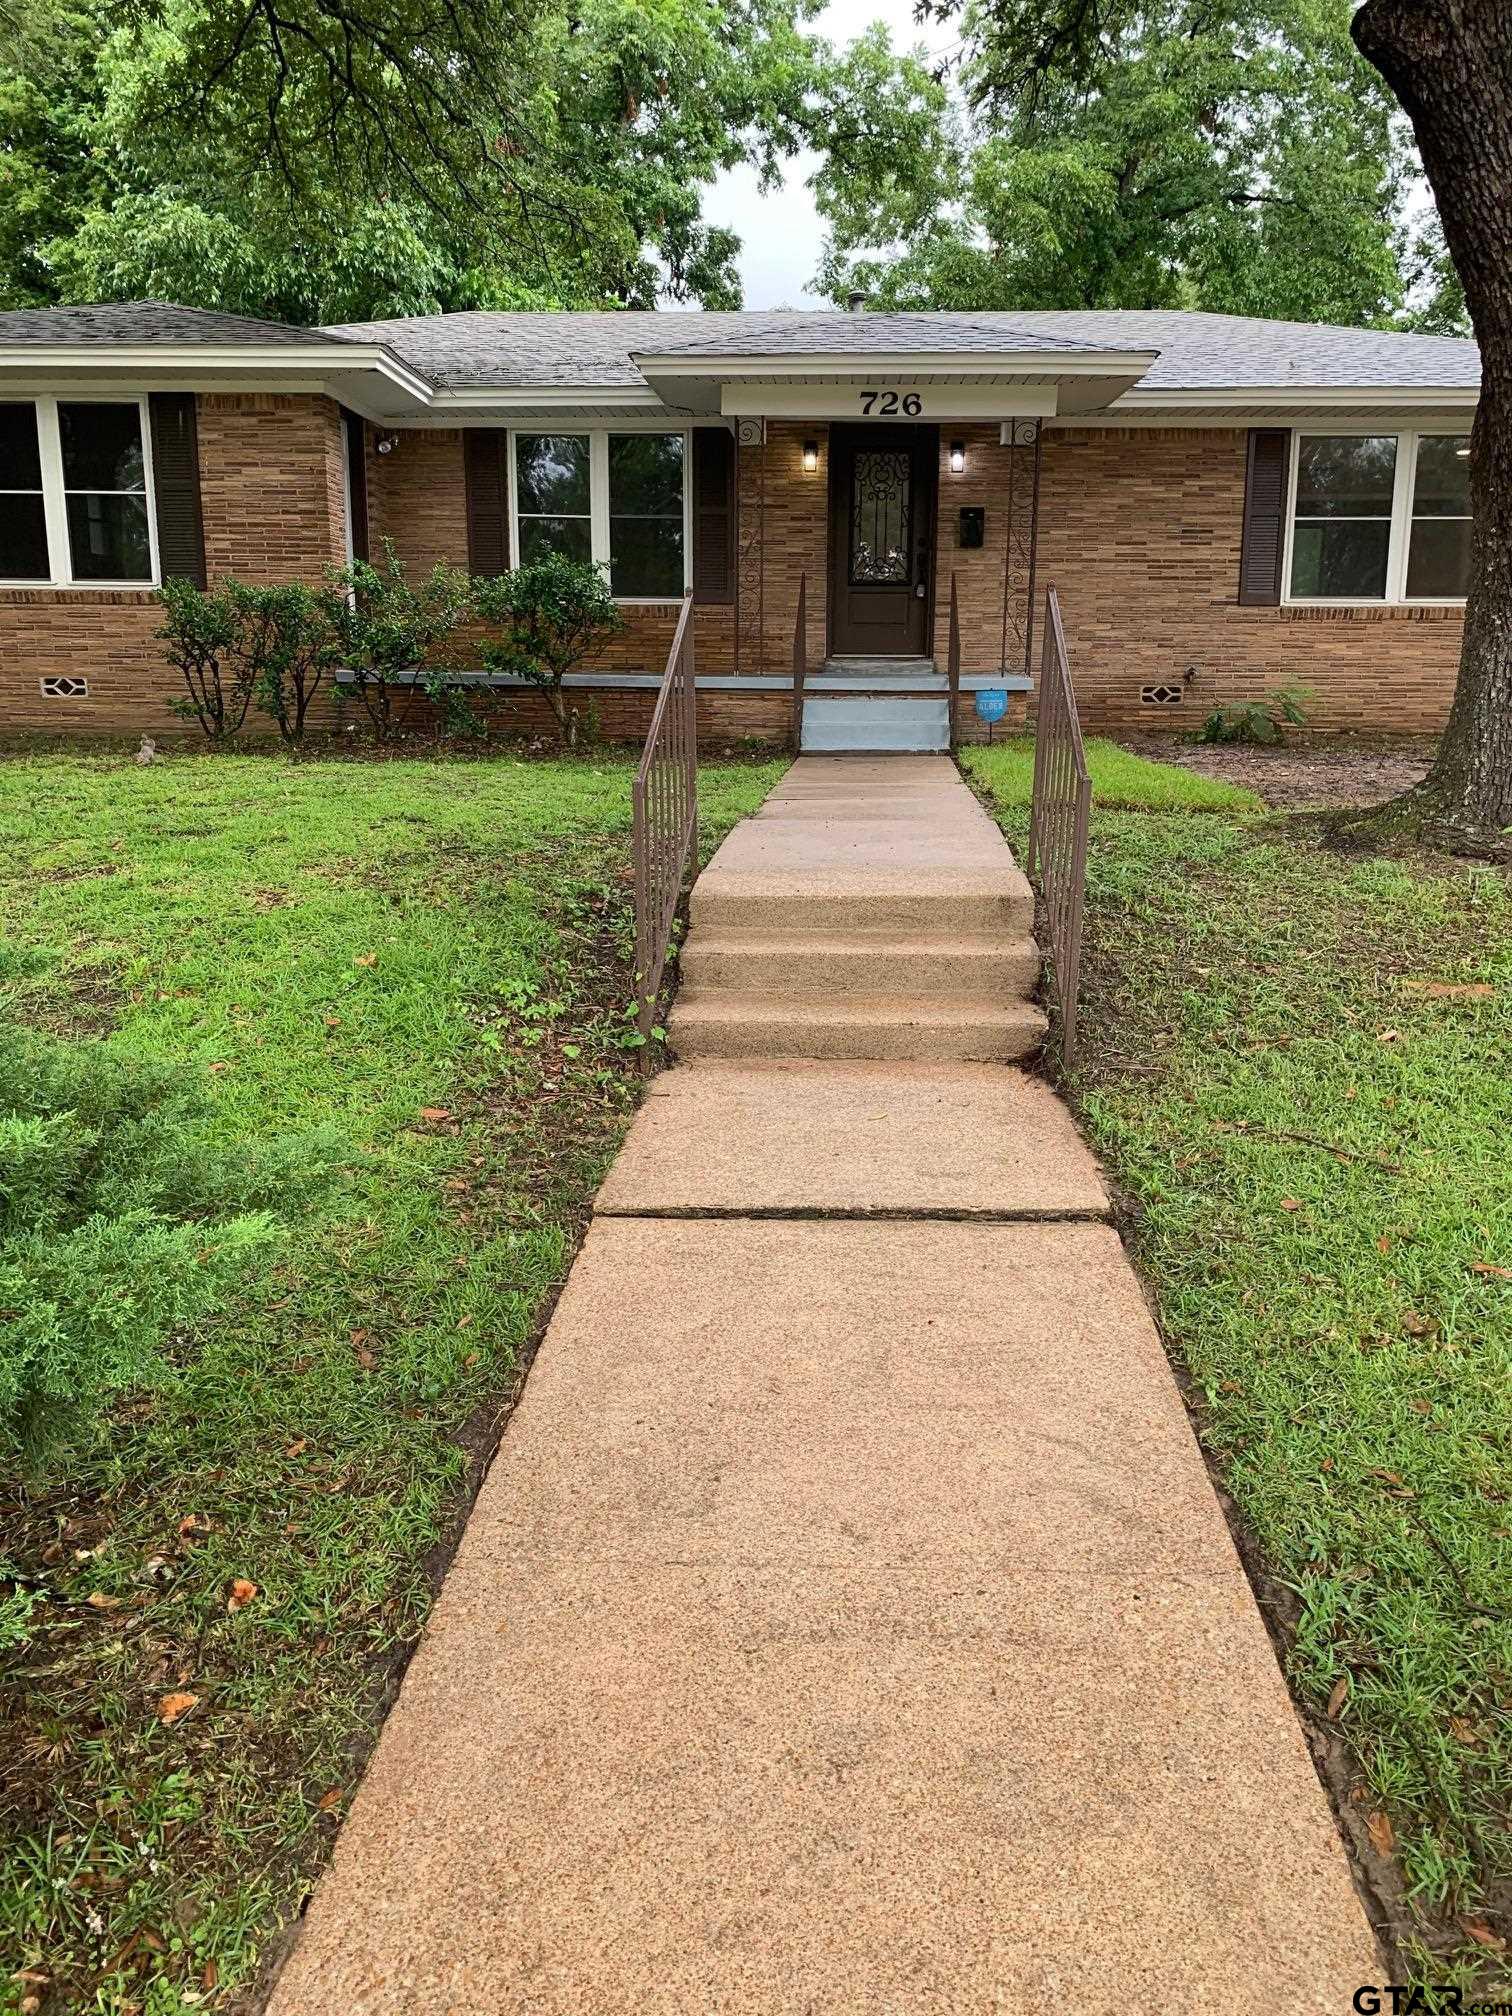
0, 342, 435, 420
628, 347, 1160, 420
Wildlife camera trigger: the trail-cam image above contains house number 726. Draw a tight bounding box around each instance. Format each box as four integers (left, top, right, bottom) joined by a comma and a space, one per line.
859, 390, 922, 416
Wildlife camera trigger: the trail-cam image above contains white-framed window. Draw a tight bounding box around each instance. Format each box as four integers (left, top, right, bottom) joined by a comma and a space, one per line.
0, 395, 158, 589
1285, 429, 1471, 605
509, 428, 689, 601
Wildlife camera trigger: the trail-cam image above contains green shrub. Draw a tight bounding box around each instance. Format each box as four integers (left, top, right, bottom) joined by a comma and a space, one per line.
330, 541, 475, 741
156, 575, 251, 740
1199, 684, 1313, 746
231, 579, 343, 746
473, 554, 623, 748
0, 1027, 286, 1468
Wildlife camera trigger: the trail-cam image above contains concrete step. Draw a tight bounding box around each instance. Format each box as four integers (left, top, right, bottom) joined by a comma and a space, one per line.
801, 697, 949, 753
680, 932, 1041, 1002
821, 656, 936, 678
668, 993, 1048, 1063
691, 872, 1035, 937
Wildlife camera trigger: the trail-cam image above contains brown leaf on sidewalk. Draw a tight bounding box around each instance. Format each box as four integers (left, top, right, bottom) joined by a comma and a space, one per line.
1326, 1674, 1350, 1719
157, 1690, 200, 1726
1366, 1810, 1396, 1856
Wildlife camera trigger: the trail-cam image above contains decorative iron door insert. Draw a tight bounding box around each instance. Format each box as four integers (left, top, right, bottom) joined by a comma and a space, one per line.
829, 425, 937, 656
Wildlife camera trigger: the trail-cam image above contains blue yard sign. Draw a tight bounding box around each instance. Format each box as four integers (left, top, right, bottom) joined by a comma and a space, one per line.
974, 688, 1009, 740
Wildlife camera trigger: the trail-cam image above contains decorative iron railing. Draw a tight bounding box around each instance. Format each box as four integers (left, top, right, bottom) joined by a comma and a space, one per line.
1025, 587, 1092, 1068
791, 572, 807, 753
632, 593, 698, 1061
947, 571, 961, 752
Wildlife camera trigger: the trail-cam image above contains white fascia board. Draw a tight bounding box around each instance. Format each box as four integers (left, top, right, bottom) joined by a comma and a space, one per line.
1114, 385, 1479, 410
425, 385, 667, 411
0, 342, 434, 406
633, 348, 1160, 380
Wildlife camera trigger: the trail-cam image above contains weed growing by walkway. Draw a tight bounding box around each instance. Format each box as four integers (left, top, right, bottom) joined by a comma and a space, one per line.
972, 766, 1511, 1988
0, 748, 783, 2014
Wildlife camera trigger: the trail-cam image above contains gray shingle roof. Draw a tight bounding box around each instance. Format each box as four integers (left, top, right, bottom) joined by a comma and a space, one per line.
326, 306, 1479, 395
0, 300, 353, 348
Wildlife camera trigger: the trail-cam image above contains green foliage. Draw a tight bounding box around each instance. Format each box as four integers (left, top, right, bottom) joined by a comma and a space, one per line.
1199, 685, 1313, 745
0, 0, 825, 319
155, 573, 249, 740
474, 554, 624, 748
330, 542, 475, 742
961, 735, 1260, 811
156, 576, 342, 744
0, 1025, 279, 1465
229, 579, 343, 746
811, 0, 1426, 326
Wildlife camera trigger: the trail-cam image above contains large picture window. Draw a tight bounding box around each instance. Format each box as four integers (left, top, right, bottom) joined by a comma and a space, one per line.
510, 429, 688, 599
1287, 430, 1471, 604
0, 396, 157, 587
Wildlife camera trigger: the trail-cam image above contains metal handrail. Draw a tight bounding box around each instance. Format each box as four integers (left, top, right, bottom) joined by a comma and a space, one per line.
1025, 587, 1092, 1068
632, 593, 698, 1062
947, 572, 961, 752
790, 573, 807, 753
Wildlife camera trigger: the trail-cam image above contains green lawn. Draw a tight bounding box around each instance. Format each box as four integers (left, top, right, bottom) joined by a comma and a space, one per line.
962, 734, 1261, 813
0, 746, 784, 2015
971, 751, 1512, 1987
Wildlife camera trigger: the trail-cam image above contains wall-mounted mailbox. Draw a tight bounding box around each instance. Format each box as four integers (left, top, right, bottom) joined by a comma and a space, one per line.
958, 507, 985, 549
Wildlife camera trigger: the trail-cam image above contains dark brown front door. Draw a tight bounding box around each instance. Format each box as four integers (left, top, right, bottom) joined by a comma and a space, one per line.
828, 425, 937, 656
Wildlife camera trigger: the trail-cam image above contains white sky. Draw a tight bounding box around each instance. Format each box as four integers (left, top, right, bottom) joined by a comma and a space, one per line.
697, 0, 955, 310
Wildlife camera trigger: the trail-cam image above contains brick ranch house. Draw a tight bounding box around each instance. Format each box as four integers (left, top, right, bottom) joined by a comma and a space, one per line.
0, 300, 1480, 749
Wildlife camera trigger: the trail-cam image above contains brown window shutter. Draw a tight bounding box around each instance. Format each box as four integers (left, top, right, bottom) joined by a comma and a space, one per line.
148, 392, 206, 587
691, 427, 735, 604
464, 429, 508, 576
1238, 428, 1290, 605
342, 407, 370, 564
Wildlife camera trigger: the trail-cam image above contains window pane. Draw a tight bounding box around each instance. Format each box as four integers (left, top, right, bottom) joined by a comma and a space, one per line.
1295, 436, 1396, 518
1411, 436, 1471, 517
59, 402, 145, 491
0, 402, 42, 489
515, 435, 589, 516
0, 492, 49, 578
1406, 518, 1472, 598
609, 434, 683, 517
610, 516, 684, 597
65, 492, 152, 580
1289, 519, 1389, 599
517, 514, 592, 567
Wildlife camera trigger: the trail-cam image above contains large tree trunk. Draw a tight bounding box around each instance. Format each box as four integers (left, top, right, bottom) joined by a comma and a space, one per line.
1351, 0, 1512, 850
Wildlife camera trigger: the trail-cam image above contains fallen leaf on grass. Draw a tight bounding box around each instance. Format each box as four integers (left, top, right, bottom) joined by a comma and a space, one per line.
1401, 1313, 1435, 1337
1377, 1028, 1401, 1043
157, 1691, 199, 1726
1279, 1198, 1303, 1213
1449, 1716, 1480, 1746
1326, 1675, 1350, 1719
1458, 1916, 1507, 1952
1366, 1810, 1396, 1856
353, 953, 378, 969
317, 1786, 343, 1812
419, 1106, 452, 1123
284, 1438, 307, 1457
354, 1347, 377, 1370
1469, 1261, 1512, 1281
85, 1591, 123, 1611
226, 1578, 259, 1614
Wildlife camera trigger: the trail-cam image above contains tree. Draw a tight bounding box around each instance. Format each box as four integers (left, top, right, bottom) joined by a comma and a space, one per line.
0, 0, 824, 321
1347, 0, 1511, 848
809, 2, 1416, 329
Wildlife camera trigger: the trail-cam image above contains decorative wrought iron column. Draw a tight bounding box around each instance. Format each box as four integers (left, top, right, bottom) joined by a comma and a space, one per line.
1000, 418, 1043, 682
735, 418, 766, 671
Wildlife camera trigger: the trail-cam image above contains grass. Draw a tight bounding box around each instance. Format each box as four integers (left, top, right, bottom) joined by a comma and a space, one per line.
961, 734, 1261, 813
0, 744, 785, 2016
970, 752, 1512, 1987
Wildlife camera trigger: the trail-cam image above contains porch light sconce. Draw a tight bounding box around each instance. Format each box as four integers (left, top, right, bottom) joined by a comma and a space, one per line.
949, 440, 966, 474
375, 433, 400, 456
802, 439, 819, 473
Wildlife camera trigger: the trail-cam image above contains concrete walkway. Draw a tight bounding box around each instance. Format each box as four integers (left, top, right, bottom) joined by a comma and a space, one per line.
269, 758, 1379, 2014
